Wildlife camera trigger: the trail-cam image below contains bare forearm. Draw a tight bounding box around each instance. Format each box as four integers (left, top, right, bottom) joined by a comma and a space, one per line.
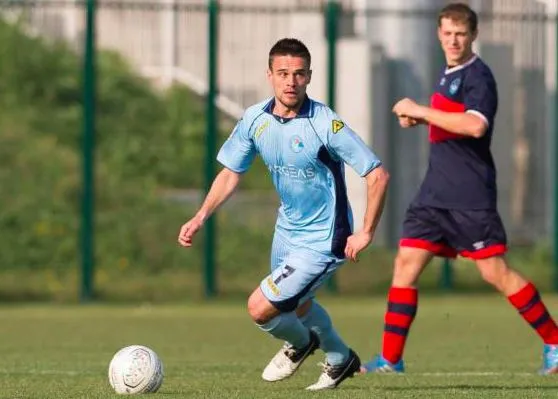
361, 166, 390, 234
421, 106, 486, 138
195, 169, 241, 222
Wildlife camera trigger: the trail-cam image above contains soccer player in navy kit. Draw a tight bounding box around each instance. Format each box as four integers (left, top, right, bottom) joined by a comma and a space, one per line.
178, 38, 390, 389
362, 3, 558, 374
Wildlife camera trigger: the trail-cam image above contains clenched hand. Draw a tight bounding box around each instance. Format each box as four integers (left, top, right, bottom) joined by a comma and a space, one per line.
344, 230, 374, 262
177, 217, 204, 247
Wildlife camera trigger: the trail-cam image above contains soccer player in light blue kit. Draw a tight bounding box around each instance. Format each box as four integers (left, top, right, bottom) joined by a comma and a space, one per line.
178, 38, 389, 390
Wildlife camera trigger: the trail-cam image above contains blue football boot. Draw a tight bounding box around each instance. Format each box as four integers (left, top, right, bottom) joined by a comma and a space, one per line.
360, 354, 405, 374
541, 344, 558, 375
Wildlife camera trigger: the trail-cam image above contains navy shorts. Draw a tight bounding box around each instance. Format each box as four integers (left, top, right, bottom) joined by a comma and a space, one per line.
400, 204, 507, 259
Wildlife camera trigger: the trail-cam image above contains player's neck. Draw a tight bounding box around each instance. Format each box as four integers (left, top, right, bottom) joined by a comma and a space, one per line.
272, 98, 303, 119
446, 51, 475, 68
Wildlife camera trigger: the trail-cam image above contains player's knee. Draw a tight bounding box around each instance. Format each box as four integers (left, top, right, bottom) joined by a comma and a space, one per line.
247, 288, 277, 324
476, 257, 509, 287
392, 253, 421, 287
247, 290, 265, 323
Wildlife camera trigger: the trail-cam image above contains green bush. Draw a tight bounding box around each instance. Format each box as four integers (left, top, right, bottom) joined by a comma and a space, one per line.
0, 17, 272, 293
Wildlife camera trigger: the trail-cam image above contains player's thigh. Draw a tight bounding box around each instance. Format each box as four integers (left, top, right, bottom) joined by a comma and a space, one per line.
260, 249, 341, 313
270, 232, 290, 273
399, 204, 457, 258
446, 209, 507, 259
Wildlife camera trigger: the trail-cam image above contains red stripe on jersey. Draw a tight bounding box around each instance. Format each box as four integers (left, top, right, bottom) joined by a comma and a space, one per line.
429, 92, 466, 143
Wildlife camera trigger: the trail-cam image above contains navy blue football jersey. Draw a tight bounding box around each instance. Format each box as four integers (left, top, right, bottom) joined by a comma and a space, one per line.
414, 55, 498, 209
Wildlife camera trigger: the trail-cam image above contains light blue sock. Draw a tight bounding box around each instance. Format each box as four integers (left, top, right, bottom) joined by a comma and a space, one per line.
258, 312, 310, 349
300, 301, 349, 366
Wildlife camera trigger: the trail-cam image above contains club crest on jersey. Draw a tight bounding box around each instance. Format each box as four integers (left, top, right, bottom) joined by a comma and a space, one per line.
290, 136, 304, 153
449, 78, 461, 95
440, 77, 446, 86
332, 120, 344, 134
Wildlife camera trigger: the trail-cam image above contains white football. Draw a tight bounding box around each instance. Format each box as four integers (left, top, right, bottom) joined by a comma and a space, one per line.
108, 345, 164, 395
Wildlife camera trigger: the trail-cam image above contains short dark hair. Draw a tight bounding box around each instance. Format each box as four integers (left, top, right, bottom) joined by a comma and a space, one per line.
268, 38, 311, 70
438, 2, 478, 33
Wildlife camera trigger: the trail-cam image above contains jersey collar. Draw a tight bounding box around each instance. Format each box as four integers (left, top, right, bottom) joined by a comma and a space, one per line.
445, 54, 478, 75
263, 95, 312, 122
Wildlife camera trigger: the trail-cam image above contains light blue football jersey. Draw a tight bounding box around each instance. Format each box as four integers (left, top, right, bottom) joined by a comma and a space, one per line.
217, 96, 382, 258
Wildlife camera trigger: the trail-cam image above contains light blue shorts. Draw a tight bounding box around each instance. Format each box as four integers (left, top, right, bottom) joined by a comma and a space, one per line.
259, 234, 344, 312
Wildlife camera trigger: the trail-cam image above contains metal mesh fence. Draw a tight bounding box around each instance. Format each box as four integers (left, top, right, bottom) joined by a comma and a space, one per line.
1, 0, 557, 298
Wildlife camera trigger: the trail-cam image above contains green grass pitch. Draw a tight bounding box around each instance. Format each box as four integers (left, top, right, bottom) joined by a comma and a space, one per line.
2, 295, 558, 398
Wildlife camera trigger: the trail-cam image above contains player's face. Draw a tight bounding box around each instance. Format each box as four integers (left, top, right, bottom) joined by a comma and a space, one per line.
438, 18, 477, 66
267, 55, 311, 110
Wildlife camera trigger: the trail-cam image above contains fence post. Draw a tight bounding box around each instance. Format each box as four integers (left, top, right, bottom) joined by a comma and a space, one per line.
554, 17, 558, 292
326, 0, 339, 293
440, 258, 453, 290
81, 0, 97, 302
385, 59, 398, 248
204, 0, 219, 298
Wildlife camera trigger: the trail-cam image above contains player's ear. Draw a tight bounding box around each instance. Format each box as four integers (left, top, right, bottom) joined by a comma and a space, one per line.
266, 68, 272, 82
307, 69, 312, 84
